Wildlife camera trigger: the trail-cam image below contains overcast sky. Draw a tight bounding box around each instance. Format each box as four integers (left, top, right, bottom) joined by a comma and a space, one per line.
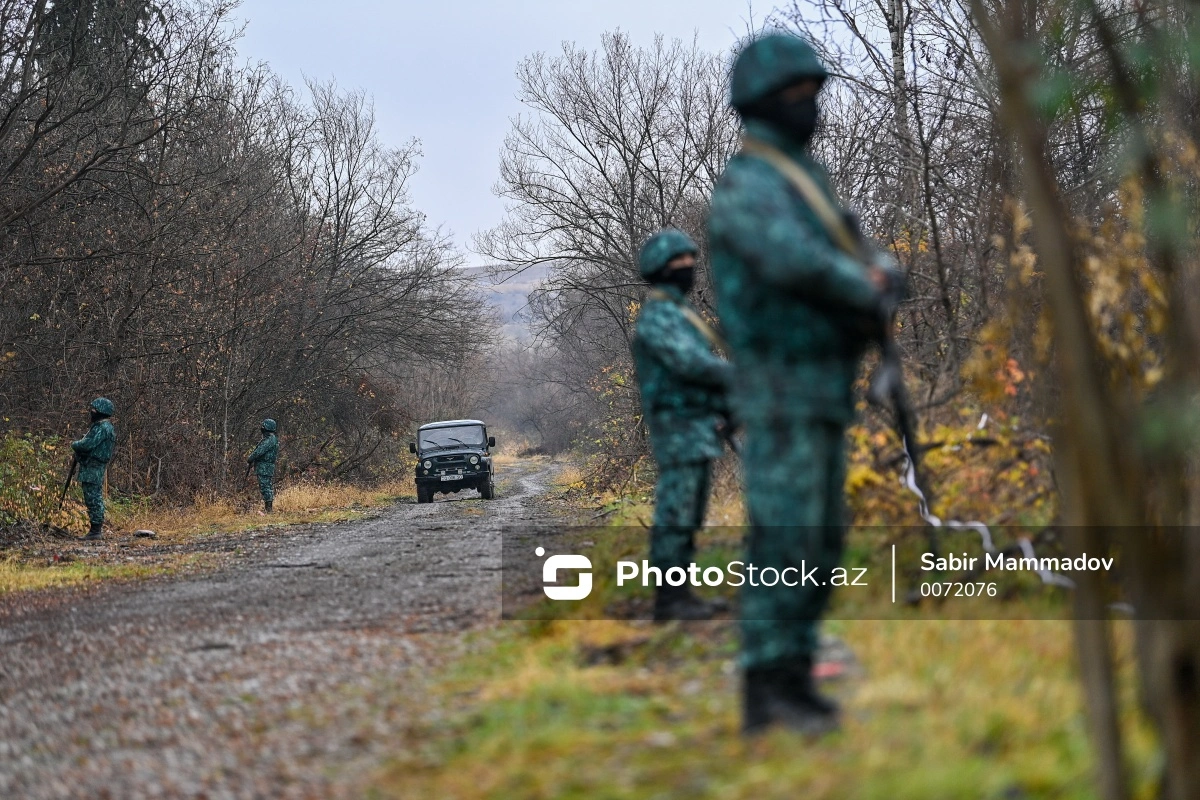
234, 1, 766, 266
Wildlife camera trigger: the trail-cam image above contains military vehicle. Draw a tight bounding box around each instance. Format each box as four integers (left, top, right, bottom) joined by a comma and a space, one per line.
409, 419, 496, 504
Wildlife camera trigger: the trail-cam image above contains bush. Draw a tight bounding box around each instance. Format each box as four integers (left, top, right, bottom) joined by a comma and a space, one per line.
0, 433, 87, 533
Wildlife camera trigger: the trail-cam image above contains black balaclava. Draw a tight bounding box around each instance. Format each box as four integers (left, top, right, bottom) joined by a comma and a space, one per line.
657, 265, 696, 294
90, 410, 104, 423
742, 93, 820, 146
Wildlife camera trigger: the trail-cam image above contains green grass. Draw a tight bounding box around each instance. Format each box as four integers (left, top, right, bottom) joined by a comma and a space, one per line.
369, 616, 1162, 799
0, 556, 174, 593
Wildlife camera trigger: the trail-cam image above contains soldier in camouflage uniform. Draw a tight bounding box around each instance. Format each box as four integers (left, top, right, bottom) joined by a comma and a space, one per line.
708, 34, 892, 734
631, 228, 734, 621
247, 419, 279, 513
72, 397, 116, 541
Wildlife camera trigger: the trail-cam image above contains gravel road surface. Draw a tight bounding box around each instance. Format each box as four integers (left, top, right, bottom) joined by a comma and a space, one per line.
0, 459, 563, 799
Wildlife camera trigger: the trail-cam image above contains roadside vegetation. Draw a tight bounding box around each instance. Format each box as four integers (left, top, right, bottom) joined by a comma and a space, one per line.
365, 464, 1156, 799
372, 620, 1157, 799
0, 474, 417, 596
0, 427, 422, 595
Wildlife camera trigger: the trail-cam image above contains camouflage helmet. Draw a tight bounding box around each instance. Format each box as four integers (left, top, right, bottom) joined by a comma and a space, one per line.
730, 33, 829, 111
261, 418, 277, 433
89, 397, 114, 417
638, 228, 699, 280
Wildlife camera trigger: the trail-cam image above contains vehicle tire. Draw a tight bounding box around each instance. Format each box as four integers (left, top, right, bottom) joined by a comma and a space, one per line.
417, 486, 431, 504
480, 476, 495, 500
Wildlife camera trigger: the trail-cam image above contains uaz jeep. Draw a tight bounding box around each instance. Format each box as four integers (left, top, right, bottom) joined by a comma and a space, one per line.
409, 419, 496, 504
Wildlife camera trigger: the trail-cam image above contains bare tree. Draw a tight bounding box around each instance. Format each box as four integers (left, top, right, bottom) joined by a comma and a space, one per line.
477, 32, 738, 480
0, 0, 492, 497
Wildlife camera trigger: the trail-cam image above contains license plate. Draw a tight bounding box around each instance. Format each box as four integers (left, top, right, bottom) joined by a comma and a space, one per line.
440, 474, 463, 481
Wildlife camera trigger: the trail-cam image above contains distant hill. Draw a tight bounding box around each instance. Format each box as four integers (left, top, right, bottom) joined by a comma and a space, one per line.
461, 263, 553, 342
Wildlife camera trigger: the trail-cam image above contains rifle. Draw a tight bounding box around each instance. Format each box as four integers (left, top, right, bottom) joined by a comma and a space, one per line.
718, 414, 742, 458
862, 255, 940, 557
865, 286, 923, 481
244, 461, 253, 485
59, 455, 78, 509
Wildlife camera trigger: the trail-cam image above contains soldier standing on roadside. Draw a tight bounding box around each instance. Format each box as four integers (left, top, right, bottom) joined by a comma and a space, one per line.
247, 419, 279, 514
708, 33, 895, 734
72, 397, 116, 541
631, 228, 734, 621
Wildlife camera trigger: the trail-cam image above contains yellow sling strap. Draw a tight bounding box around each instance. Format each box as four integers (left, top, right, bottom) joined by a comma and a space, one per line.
739, 135, 865, 260
646, 288, 729, 355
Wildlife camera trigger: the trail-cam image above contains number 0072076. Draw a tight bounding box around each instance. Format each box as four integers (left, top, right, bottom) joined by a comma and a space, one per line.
919, 581, 998, 598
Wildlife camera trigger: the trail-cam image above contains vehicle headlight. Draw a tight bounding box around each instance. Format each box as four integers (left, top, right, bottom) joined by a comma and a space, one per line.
470, 455, 479, 465
423, 460, 432, 469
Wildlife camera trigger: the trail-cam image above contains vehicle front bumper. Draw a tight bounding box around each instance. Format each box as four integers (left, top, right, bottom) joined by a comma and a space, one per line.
415, 470, 489, 487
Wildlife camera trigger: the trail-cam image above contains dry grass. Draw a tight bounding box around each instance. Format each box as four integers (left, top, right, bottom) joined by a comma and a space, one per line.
108, 480, 412, 543
585, 455, 743, 530
705, 456, 745, 526
553, 461, 587, 490
1, 480, 415, 595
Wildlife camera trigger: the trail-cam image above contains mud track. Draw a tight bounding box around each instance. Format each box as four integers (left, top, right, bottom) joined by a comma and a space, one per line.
0, 459, 565, 799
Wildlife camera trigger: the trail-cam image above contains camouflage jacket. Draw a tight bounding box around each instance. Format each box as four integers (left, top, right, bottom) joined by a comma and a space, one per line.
632, 285, 732, 466
248, 433, 278, 477
708, 120, 879, 425
72, 420, 116, 484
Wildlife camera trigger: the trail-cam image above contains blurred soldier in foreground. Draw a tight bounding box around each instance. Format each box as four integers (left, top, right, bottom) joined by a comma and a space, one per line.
72, 397, 116, 541
632, 228, 734, 621
247, 418, 279, 513
708, 33, 896, 734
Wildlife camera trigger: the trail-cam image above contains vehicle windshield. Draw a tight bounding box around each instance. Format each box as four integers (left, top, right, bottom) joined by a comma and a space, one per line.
419, 425, 486, 451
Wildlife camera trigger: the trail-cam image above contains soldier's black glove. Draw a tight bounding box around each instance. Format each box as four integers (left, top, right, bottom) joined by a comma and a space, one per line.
874, 259, 907, 325
860, 243, 904, 315
717, 411, 739, 438
867, 352, 903, 407
865, 253, 907, 407
843, 210, 864, 243
840, 211, 906, 335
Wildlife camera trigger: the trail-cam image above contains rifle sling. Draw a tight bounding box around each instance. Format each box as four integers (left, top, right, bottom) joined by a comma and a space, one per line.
646, 288, 729, 355
739, 135, 865, 260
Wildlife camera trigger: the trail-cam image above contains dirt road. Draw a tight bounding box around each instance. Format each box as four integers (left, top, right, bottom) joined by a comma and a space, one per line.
0, 459, 564, 799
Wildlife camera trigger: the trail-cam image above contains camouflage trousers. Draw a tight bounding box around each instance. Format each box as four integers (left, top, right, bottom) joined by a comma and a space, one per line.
740, 417, 848, 670
81, 480, 105, 526
257, 474, 274, 504
649, 461, 712, 573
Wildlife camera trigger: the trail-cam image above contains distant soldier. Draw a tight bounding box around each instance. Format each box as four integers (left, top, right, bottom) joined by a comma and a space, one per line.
247, 419, 279, 513
631, 228, 734, 621
708, 34, 895, 734
71, 397, 116, 541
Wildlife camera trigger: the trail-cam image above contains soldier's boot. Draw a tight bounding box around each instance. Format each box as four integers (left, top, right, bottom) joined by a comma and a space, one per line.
653, 585, 716, 621
742, 658, 840, 736
265, 500, 273, 513
82, 521, 104, 541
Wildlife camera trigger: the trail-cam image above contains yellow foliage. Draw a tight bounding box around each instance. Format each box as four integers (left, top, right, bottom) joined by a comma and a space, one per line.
846, 463, 885, 496
962, 322, 1029, 404
845, 409, 1056, 528
1076, 176, 1168, 394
